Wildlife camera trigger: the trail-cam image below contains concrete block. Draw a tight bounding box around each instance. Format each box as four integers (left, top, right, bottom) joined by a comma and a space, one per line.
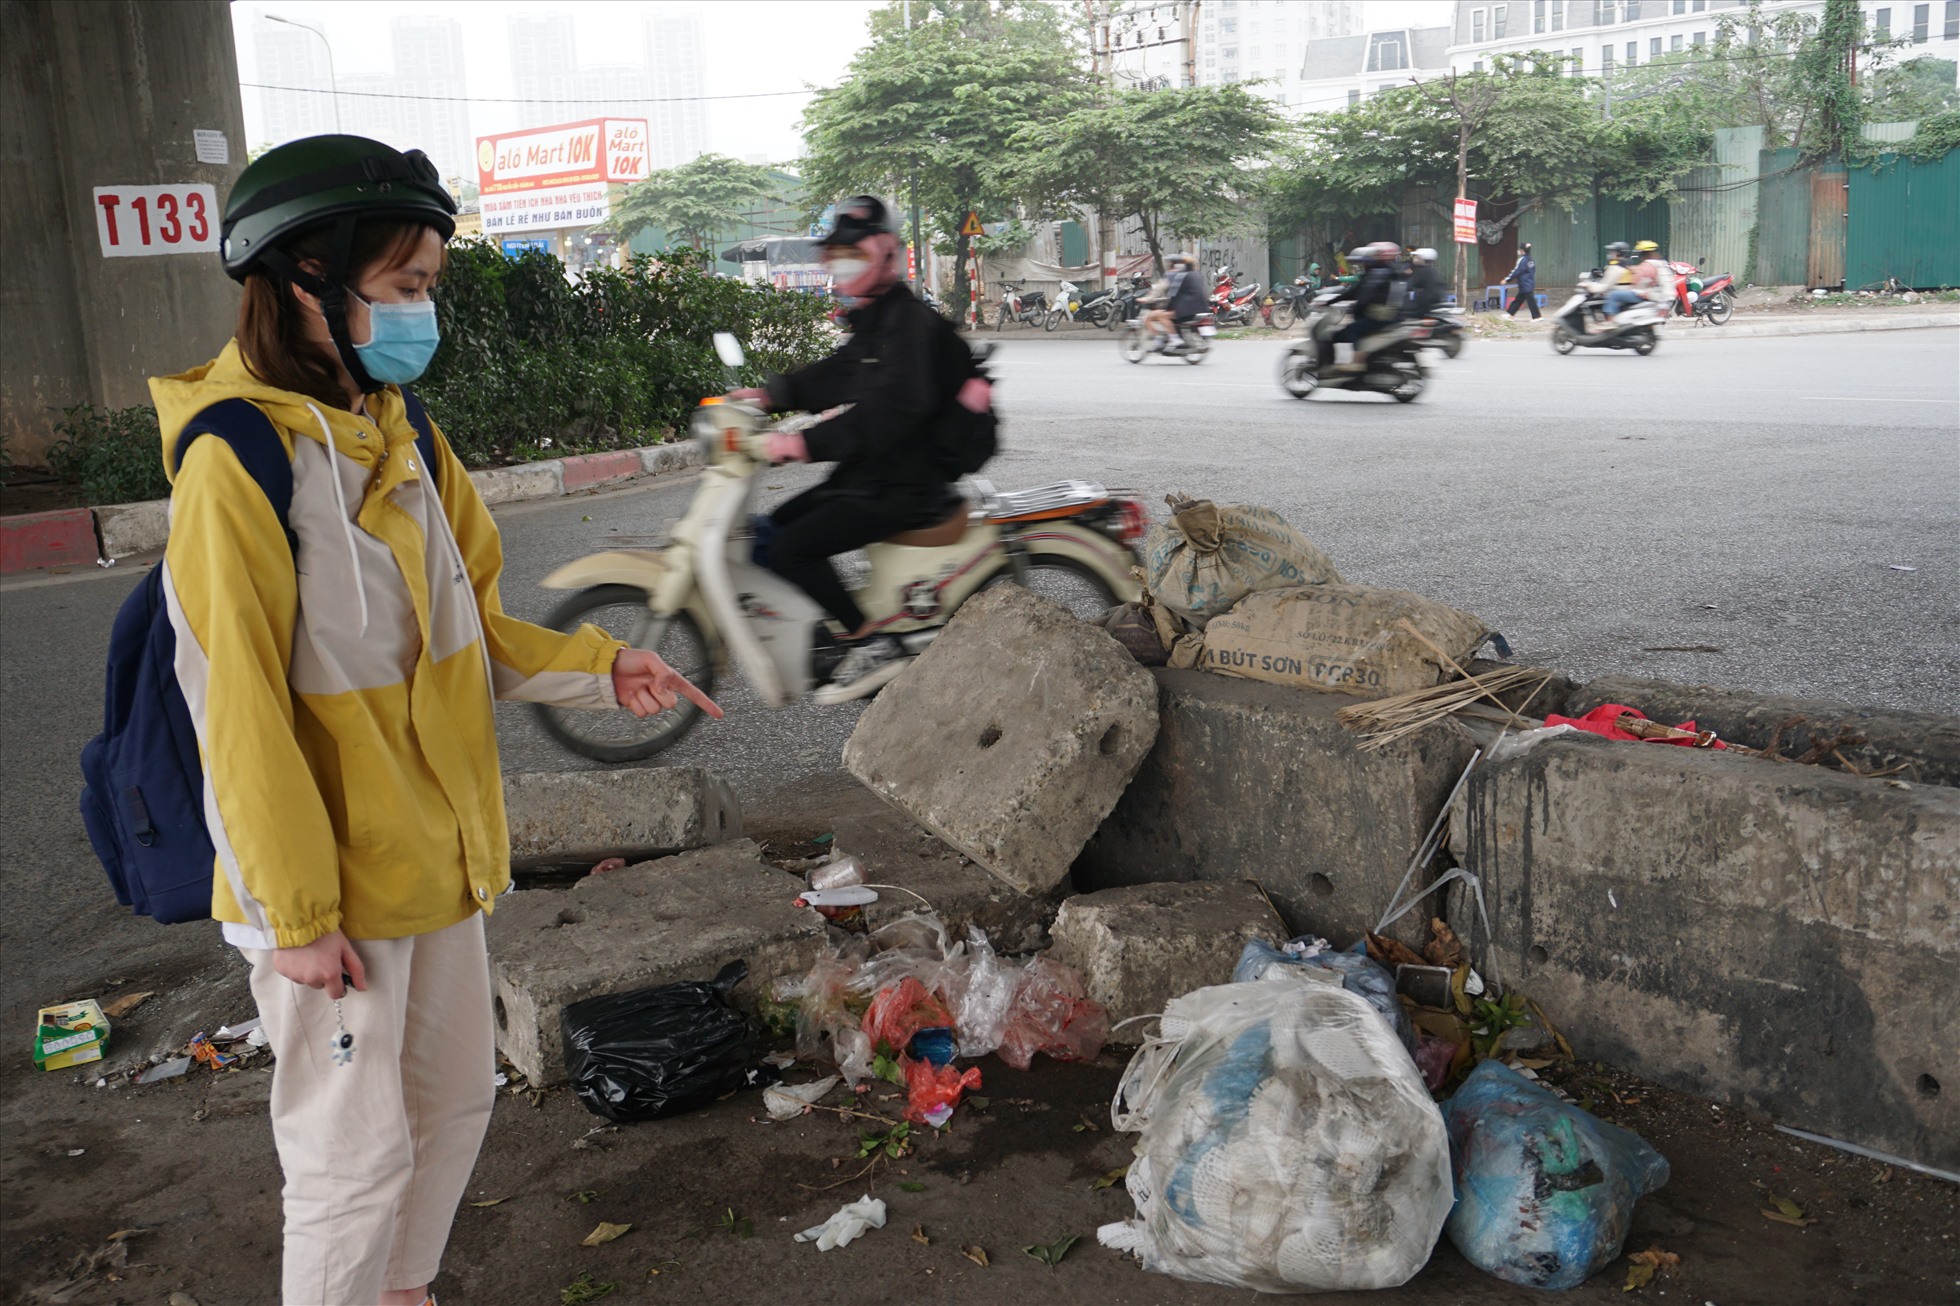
638, 442, 698, 476
1077, 670, 1477, 950
1566, 675, 1960, 788
1045, 882, 1286, 1033
844, 583, 1160, 896
503, 768, 741, 870
0, 508, 96, 573
470, 461, 561, 507
95, 499, 170, 558
1455, 734, 1960, 1171
486, 839, 824, 1085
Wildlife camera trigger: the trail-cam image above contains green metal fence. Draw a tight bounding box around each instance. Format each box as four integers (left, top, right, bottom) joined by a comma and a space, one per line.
1847, 149, 1960, 289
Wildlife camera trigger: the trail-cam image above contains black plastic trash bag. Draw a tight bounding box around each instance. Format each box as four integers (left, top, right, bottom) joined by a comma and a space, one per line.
563, 960, 759, 1122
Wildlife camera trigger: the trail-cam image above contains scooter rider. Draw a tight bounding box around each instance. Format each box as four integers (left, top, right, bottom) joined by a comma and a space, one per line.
726, 195, 988, 703
1595, 242, 1640, 318
1159, 254, 1211, 351
1405, 247, 1445, 319
1324, 243, 1400, 373
1623, 239, 1674, 316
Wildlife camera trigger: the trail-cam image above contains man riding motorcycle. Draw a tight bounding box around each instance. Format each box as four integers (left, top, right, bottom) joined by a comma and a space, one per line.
1405, 247, 1445, 319
1593, 242, 1640, 318
1150, 254, 1210, 352
1323, 242, 1401, 373
726, 195, 991, 703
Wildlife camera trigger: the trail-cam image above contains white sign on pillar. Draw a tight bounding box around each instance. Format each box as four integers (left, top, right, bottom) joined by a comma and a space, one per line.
92, 184, 221, 257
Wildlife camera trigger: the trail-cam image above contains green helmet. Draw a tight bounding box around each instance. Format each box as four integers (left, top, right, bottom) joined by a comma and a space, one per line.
220, 134, 456, 282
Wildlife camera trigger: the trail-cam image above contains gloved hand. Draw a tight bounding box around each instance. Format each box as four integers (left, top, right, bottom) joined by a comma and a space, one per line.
765, 431, 808, 464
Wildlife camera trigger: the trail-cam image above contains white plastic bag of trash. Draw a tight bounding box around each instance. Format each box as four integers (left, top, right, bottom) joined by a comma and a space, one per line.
793, 1195, 887, 1250
1099, 970, 1453, 1293
763, 1075, 840, 1121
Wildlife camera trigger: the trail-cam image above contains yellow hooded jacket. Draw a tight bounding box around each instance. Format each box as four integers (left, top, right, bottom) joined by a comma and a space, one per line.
150, 341, 623, 948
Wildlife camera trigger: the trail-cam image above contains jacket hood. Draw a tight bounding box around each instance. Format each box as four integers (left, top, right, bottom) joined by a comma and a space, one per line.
149, 340, 400, 483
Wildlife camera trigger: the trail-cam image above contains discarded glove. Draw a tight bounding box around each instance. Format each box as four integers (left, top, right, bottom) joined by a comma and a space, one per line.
793, 1195, 888, 1251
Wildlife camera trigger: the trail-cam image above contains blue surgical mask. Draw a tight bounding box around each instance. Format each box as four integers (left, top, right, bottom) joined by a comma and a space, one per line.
352, 296, 439, 384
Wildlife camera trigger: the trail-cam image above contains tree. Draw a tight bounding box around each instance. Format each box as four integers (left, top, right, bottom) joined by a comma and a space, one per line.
799, 0, 1092, 313
1866, 57, 1960, 123
612, 153, 782, 251
1008, 83, 1288, 274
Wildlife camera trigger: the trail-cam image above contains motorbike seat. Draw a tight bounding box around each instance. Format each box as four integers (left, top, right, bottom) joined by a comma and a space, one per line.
884, 502, 972, 548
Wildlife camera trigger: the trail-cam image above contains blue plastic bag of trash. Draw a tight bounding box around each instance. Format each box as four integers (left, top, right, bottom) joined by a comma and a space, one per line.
1442, 1059, 1670, 1290
1233, 936, 1415, 1054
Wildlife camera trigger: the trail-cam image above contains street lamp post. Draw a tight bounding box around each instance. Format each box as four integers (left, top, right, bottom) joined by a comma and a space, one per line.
267, 14, 340, 133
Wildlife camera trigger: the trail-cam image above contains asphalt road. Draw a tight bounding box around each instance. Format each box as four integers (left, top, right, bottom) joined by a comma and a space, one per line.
2, 325, 1955, 1021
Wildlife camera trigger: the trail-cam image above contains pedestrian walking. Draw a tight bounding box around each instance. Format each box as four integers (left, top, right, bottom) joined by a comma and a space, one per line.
1504, 242, 1540, 319
152, 135, 718, 1306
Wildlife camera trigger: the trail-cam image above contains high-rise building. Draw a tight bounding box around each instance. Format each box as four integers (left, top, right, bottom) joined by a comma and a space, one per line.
646, 12, 709, 168
1195, 0, 1366, 98
254, 18, 337, 142
339, 18, 472, 183
509, 12, 580, 129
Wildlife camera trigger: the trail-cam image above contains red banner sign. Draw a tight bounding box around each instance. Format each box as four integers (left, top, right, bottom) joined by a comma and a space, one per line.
1453, 198, 1477, 245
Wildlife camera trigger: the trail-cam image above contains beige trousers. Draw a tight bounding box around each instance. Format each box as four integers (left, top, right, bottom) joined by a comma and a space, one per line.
246, 913, 496, 1306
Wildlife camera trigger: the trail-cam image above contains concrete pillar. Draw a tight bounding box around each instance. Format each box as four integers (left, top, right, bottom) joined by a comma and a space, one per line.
1, 0, 246, 467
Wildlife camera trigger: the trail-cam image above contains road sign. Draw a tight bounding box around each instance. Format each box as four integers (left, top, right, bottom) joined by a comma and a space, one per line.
92, 184, 219, 258
960, 211, 984, 238
1453, 198, 1477, 245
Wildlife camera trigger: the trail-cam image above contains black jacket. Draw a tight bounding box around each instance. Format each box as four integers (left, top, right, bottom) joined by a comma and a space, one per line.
767, 283, 969, 522
1170, 268, 1211, 317
1407, 263, 1444, 317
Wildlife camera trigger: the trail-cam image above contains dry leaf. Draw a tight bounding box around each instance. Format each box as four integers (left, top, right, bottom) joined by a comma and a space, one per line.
469, 1197, 510, 1208
962, 1245, 988, 1267
1759, 1194, 1817, 1227
1423, 918, 1464, 969
581, 1221, 633, 1247
911, 1224, 930, 1246
102, 992, 155, 1019
1628, 1246, 1680, 1269
1366, 932, 1427, 970
1624, 1261, 1657, 1291
1091, 1167, 1129, 1191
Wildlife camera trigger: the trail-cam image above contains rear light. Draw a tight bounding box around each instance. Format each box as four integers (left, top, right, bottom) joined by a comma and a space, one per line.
1112, 498, 1148, 548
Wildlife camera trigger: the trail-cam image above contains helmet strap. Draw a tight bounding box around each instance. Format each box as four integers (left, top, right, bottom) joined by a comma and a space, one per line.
259, 217, 382, 395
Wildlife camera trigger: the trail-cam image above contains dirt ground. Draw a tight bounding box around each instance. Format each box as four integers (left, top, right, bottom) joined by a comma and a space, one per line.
6, 784, 1957, 1306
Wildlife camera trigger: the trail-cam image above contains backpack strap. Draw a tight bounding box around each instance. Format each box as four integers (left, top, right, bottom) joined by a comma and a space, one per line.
399, 388, 442, 494
172, 399, 296, 555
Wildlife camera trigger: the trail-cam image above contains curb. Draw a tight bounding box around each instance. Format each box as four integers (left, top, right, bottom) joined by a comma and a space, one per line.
1, 441, 706, 576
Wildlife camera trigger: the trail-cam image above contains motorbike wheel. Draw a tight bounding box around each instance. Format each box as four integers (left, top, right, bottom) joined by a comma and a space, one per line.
1390, 365, 1426, 403
995, 307, 1009, 331
1118, 324, 1148, 364
1551, 326, 1578, 355
1442, 335, 1464, 359
1279, 352, 1319, 399
1180, 329, 1209, 363
1043, 307, 1064, 332
1632, 330, 1659, 356
1271, 301, 1297, 330
982, 555, 1121, 621
531, 589, 714, 763
1704, 291, 1734, 325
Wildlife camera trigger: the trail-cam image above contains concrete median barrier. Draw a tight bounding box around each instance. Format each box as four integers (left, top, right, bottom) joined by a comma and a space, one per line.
1075, 669, 1477, 951
486, 839, 824, 1085
844, 583, 1160, 896
1454, 733, 1960, 1170
503, 767, 742, 870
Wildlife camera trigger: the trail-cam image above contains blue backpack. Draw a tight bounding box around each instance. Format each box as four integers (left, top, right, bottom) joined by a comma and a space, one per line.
80, 395, 439, 923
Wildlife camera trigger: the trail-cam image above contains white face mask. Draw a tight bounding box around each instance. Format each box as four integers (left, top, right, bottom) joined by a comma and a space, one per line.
829, 255, 873, 284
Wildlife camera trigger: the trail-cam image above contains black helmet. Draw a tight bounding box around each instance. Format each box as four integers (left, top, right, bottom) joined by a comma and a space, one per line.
221, 135, 456, 393
1605, 241, 1630, 259
221, 135, 455, 282
817, 195, 898, 248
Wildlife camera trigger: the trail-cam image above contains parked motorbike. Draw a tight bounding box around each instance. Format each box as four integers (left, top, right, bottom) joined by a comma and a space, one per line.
1278, 291, 1428, 402
1044, 279, 1120, 330
1103, 274, 1152, 329
531, 335, 1145, 762
1667, 258, 1736, 325
1550, 285, 1667, 355
1267, 277, 1318, 330
1210, 266, 1264, 327
1117, 311, 1218, 364
994, 280, 1050, 329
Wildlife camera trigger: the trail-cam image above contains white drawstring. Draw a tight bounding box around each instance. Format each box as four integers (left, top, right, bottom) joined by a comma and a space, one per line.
305, 403, 370, 636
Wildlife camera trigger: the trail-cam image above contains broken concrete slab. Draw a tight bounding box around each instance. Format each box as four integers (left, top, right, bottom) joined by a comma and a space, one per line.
485, 840, 823, 1085
1046, 881, 1286, 1033
1565, 675, 1960, 787
843, 583, 1160, 897
1076, 669, 1477, 951
502, 768, 741, 870
1455, 733, 1960, 1172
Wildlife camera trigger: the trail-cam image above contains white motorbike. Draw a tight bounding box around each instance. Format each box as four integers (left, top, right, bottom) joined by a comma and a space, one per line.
1551, 284, 1667, 355
531, 334, 1146, 761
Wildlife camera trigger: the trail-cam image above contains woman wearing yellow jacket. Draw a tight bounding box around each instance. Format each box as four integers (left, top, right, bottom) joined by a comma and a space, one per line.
154, 136, 718, 1306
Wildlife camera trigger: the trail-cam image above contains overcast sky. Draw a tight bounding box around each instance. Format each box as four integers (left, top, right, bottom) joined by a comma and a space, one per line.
231, 1, 1457, 163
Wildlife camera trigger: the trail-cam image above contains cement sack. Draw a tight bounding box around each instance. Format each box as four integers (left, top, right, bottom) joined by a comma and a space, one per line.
1099, 971, 1452, 1293
1143, 498, 1341, 630
1199, 584, 1488, 699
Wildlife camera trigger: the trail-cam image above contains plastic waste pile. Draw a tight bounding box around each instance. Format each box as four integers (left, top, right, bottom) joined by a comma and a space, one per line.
1442, 1060, 1671, 1290
1098, 971, 1454, 1293
1233, 935, 1416, 1055
768, 912, 1107, 1126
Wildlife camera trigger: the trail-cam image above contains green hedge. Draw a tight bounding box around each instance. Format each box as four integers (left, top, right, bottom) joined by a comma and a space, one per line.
423, 241, 835, 466
39, 243, 835, 504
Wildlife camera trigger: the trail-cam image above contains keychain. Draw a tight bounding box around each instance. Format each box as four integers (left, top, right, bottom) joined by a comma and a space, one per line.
329, 978, 356, 1067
